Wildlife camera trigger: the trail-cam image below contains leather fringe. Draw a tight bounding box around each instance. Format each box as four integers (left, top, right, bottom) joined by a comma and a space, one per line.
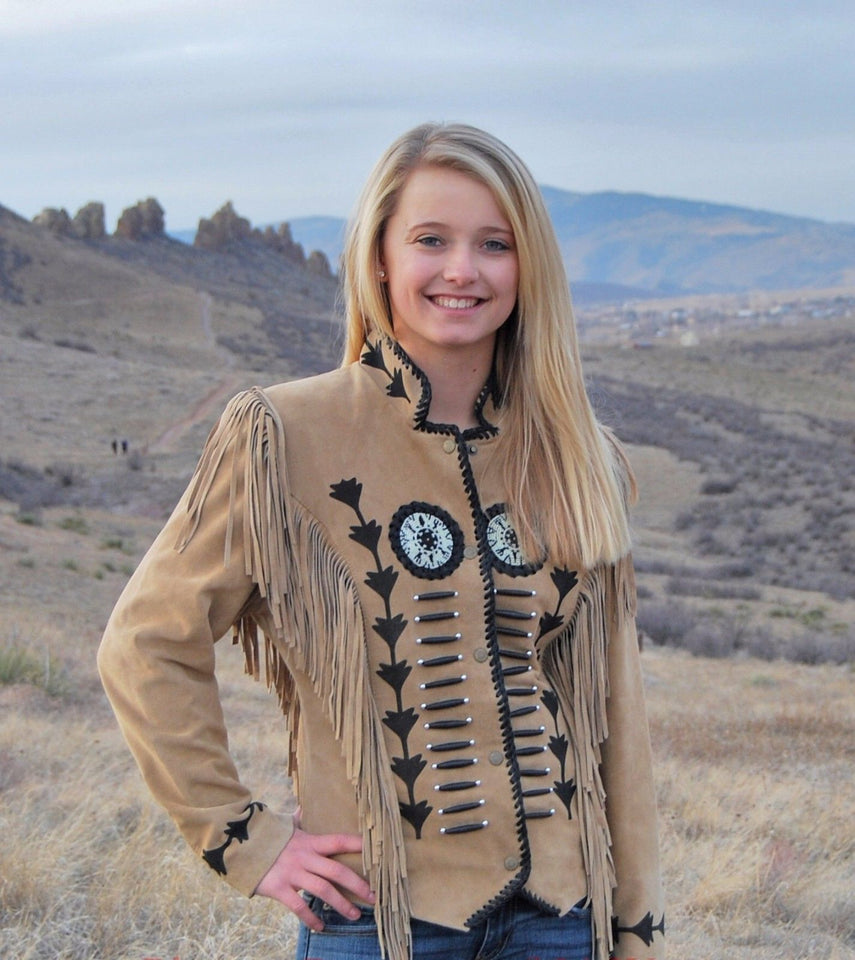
175, 388, 413, 960
539, 555, 635, 960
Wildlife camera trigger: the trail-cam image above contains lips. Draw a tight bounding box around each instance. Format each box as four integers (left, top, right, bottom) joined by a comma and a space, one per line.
430, 295, 483, 309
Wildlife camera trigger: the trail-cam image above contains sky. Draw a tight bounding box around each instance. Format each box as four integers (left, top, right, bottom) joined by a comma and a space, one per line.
2, 0, 854, 232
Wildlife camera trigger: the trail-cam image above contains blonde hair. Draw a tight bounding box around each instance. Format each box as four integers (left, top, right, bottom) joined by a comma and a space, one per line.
341, 123, 635, 568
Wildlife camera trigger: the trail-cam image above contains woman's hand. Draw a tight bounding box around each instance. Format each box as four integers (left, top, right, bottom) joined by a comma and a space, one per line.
255, 823, 375, 932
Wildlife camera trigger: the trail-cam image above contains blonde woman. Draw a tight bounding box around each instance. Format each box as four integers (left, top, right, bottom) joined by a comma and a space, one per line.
99, 123, 664, 960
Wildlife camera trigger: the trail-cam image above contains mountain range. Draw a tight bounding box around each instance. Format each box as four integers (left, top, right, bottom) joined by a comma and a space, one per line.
259, 187, 855, 301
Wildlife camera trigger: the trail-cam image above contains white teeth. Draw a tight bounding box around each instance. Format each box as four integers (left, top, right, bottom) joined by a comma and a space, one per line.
433, 296, 479, 309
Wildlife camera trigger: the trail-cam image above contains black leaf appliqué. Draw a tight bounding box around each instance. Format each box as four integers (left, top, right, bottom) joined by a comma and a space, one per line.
382, 706, 419, 741
377, 660, 413, 694
550, 567, 578, 605
329, 477, 363, 511
365, 565, 399, 602
202, 801, 264, 876
398, 799, 432, 836
373, 614, 408, 652
349, 519, 382, 552
360, 342, 388, 372
535, 565, 579, 644
612, 911, 666, 947
386, 368, 409, 399
330, 477, 432, 836
537, 568, 582, 818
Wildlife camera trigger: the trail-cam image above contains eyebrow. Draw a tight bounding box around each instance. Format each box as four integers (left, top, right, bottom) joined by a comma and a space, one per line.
406, 220, 514, 235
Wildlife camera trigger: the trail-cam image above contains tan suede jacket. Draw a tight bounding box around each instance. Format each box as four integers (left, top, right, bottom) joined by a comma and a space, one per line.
98, 337, 664, 960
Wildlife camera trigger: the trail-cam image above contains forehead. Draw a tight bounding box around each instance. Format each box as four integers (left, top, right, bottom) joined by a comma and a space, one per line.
390, 165, 511, 228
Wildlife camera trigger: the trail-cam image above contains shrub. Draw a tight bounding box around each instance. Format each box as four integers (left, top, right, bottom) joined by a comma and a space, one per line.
636, 600, 698, 646
45, 461, 84, 488
0, 642, 69, 696
665, 577, 761, 601
684, 620, 739, 658
127, 449, 145, 471
58, 515, 89, 535
52, 337, 96, 353
701, 478, 738, 495
711, 560, 756, 579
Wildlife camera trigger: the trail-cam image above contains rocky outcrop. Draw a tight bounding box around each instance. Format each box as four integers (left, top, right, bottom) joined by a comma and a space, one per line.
72, 202, 106, 239
261, 223, 305, 264
194, 201, 252, 251
195, 203, 323, 271
34, 203, 106, 239
115, 198, 165, 240
306, 248, 332, 278
33, 207, 73, 236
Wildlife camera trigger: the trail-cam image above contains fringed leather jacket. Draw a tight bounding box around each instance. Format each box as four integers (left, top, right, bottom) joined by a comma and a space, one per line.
99, 336, 665, 960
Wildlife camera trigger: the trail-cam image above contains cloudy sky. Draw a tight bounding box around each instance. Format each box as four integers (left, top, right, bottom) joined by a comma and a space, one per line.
2, 0, 853, 232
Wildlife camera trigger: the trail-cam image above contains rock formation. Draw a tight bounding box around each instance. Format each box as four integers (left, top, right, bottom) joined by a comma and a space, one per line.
194, 203, 325, 273
115, 198, 165, 240
33, 207, 73, 236
72, 202, 106, 239
306, 249, 332, 278
194, 201, 252, 251
261, 223, 305, 264
34, 203, 106, 239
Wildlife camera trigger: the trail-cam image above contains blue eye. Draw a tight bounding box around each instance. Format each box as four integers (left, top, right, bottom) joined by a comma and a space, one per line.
416, 235, 443, 247
484, 239, 511, 252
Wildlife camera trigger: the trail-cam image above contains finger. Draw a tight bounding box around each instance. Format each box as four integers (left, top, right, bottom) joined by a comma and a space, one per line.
300, 877, 363, 922
301, 848, 375, 903
279, 886, 326, 932
307, 832, 364, 857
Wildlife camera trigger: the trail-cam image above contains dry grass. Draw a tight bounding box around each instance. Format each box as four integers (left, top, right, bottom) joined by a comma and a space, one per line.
646, 649, 855, 959
2, 623, 853, 959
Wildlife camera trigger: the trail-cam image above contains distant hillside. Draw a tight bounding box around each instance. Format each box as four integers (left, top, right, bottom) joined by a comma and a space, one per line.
0, 201, 340, 376
275, 189, 855, 299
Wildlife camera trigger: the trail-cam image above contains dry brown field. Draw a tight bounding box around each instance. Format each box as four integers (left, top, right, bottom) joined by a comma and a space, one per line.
1, 278, 853, 958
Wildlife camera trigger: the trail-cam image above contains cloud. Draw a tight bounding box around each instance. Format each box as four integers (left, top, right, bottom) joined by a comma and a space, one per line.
1, 0, 853, 227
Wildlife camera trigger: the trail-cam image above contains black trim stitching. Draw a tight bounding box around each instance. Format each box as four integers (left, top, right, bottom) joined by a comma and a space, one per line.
385, 337, 499, 439
454, 436, 531, 928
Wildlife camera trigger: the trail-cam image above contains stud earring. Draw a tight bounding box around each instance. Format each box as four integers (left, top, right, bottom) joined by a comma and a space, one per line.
378, 269, 386, 279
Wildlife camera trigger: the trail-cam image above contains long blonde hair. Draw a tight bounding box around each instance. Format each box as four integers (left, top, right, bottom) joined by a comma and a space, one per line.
341, 123, 635, 568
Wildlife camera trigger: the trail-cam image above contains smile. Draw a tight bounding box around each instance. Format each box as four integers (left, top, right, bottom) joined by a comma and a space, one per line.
430, 296, 482, 310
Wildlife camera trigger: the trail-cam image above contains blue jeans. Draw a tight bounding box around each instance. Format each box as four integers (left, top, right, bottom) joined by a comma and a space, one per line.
295, 894, 592, 960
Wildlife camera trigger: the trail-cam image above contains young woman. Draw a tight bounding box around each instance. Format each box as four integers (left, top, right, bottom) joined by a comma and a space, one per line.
99, 123, 664, 960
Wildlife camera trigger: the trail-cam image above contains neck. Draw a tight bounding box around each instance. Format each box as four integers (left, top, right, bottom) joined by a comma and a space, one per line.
403, 341, 493, 430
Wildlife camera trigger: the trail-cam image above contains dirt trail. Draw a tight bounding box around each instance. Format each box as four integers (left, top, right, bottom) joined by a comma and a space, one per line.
147, 293, 242, 454
147, 373, 243, 454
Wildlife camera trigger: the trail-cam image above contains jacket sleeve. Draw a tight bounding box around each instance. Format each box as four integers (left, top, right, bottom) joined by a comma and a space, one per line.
600, 561, 666, 960
97, 394, 296, 896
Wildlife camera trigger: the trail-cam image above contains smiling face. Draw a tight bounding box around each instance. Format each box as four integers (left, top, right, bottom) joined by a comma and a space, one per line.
380, 164, 519, 373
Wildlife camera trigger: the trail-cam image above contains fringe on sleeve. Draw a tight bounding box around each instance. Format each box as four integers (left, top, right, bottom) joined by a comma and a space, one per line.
538, 554, 636, 960
174, 387, 413, 960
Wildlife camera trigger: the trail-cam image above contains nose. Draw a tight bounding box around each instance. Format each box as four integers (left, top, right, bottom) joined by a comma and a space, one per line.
442, 244, 478, 285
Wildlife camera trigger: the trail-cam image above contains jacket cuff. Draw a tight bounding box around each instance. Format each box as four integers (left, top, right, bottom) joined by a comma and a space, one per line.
201, 802, 296, 898
610, 911, 666, 960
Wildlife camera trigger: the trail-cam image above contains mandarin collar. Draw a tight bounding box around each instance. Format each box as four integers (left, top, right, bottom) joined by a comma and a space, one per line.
359, 336, 500, 439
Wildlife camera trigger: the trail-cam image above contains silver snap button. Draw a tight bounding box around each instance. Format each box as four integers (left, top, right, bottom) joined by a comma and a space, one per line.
442, 438, 456, 453
489, 750, 503, 766
504, 855, 520, 871
463, 545, 477, 559
473, 647, 488, 663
